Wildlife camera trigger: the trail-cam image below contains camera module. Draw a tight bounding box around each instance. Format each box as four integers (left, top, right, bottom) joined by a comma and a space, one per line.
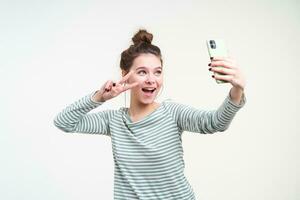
209, 40, 216, 49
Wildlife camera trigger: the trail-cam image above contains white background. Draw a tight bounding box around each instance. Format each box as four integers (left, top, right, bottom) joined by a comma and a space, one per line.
1, 0, 299, 199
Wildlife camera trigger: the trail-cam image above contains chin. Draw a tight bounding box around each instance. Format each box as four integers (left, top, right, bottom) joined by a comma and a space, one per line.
140, 95, 157, 105
140, 98, 155, 105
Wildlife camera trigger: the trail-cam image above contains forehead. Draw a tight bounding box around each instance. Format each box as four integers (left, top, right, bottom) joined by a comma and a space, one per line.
132, 53, 162, 70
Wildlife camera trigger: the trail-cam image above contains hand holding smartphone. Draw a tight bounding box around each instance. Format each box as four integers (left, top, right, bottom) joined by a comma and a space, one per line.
206, 39, 228, 84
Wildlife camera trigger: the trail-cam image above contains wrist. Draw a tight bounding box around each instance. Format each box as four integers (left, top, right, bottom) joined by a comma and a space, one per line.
91, 91, 105, 103
232, 86, 244, 93
229, 87, 244, 104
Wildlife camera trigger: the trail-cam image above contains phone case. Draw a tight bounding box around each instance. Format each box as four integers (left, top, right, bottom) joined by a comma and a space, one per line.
206, 39, 228, 84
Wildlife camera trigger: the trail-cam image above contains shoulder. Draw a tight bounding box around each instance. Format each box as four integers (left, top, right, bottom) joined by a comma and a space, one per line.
90, 107, 124, 120
161, 99, 192, 110
160, 99, 192, 116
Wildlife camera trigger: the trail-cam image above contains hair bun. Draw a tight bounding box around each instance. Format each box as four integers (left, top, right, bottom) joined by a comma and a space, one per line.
132, 29, 153, 45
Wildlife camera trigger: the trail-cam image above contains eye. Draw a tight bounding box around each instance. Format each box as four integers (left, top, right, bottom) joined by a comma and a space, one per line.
138, 70, 146, 75
155, 70, 162, 75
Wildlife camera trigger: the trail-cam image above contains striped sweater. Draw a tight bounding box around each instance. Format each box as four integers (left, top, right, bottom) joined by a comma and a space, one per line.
53, 91, 246, 200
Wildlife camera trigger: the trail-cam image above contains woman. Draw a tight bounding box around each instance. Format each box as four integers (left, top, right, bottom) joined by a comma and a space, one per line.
54, 29, 246, 200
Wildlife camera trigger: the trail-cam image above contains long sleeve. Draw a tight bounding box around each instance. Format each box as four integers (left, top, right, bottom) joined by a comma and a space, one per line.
167, 92, 246, 134
53, 91, 112, 136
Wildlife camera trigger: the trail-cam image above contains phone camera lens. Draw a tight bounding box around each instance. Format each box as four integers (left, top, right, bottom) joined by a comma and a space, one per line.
209, 40, 216, 49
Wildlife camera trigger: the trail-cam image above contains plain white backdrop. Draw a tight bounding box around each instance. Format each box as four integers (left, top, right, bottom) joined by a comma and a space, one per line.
1, 0, 299, 199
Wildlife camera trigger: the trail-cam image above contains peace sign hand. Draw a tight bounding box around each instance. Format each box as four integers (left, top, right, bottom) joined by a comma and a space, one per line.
92, 71, 139, 102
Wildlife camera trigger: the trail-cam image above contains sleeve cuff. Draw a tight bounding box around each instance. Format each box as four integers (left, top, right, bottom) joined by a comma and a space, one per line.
226, 91, 246, 109
87, 91, 105, 106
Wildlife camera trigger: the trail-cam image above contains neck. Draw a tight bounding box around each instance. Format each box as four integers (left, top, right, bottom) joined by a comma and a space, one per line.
128, 99, 158, 117
128, 102, 158, 117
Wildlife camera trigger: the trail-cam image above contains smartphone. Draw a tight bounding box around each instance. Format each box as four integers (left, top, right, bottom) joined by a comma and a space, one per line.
206, 39, 228, 84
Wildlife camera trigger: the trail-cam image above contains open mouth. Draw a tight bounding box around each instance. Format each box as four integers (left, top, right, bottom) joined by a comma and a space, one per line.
141, 88, 156, 94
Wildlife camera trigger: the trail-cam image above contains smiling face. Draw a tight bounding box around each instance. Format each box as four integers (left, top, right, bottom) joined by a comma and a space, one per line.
124, 53, 163, 105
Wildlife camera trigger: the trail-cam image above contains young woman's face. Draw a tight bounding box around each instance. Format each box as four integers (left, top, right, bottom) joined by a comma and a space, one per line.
126, 53, 163, 105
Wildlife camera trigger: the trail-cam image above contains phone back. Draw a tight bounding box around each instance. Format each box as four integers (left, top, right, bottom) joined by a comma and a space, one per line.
206, 39, 228, 57
206, 39, 228, 83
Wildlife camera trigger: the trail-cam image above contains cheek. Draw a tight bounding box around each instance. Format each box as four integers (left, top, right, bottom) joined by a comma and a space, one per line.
157, 77, 163, 86
129, 76, 141, 83
128, 77, 143, 88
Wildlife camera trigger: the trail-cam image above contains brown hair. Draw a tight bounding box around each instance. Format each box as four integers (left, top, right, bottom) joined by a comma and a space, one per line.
120, 29, 163, 75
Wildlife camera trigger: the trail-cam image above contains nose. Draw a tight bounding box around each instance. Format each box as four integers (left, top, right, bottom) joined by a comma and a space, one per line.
145, 73, 156, 84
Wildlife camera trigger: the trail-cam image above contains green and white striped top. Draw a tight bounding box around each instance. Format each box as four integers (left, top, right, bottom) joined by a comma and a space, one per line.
53, 91, 246, 200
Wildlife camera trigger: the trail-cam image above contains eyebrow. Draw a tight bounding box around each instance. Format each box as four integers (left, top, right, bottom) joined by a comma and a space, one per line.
136, 66, 162, 70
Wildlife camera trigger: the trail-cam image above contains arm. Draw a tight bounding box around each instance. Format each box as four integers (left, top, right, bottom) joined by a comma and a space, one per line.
169, 91, 246, 134
229, 86, 244, 105
53, 91, 112, 136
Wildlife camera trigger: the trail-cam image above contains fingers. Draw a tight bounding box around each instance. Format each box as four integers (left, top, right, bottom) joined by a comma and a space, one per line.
209, 56, 245, 88
213, 73, 233, 82
103, 81, 111, 92
211, 61, 232, 69
213, 73, 243, 88
209, 65, 235, 75
99, 74, 138, 101
104, 70, 135, 92
103, 80, 118, 93
103, 79, 138, 94
210, 56, 236, 68
211, 56, 234, 62
118, 70, 134, 85
104, 80, 114, 92
121, 82, 139, 92
211, 66, 245, 88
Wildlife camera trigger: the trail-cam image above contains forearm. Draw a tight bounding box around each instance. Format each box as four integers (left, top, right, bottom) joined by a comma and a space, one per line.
53, 92, 103, 132
174, 90, 246, 134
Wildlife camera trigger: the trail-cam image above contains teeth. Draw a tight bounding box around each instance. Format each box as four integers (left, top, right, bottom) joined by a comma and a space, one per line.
142, 88, 156, 93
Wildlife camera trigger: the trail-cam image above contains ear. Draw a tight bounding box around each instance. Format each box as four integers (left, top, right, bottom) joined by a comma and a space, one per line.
122, 70, 127, 77
122, 70, 129, 83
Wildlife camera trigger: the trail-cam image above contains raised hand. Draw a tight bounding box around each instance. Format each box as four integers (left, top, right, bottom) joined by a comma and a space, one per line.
92, 71, 139, 102
209, 56, 246, 90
